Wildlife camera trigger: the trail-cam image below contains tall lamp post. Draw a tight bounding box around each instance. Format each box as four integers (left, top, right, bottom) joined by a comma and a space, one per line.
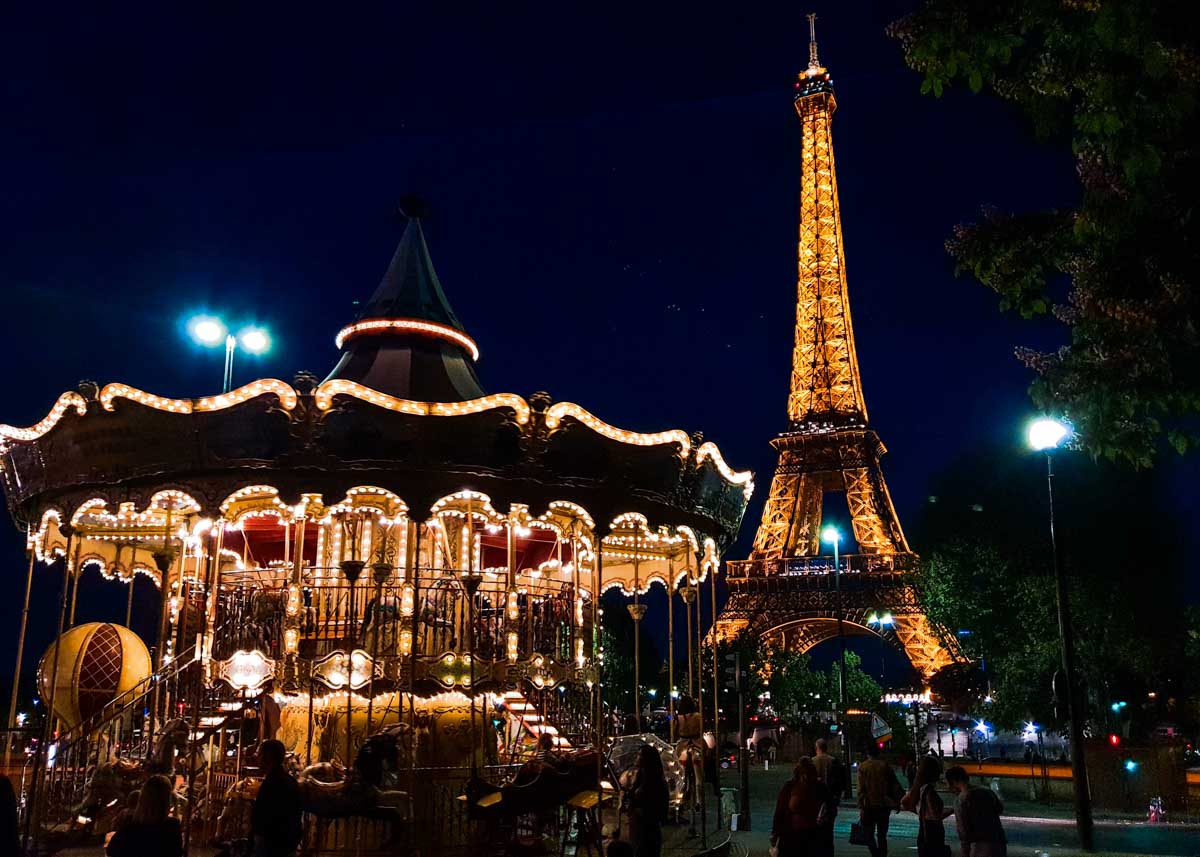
821, 525, 850, 770
1028, 417, 1093, 851
188, 315, 272, 392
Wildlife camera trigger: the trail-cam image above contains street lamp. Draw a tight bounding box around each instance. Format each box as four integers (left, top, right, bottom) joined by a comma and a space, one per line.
188, 316, 273, 393
867, 612, 893, 678
1027, 416, 1094, 851
821, 525, 849, 770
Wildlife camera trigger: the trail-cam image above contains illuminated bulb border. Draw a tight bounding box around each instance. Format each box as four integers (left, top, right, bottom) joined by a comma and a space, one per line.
334, 317, 481, 361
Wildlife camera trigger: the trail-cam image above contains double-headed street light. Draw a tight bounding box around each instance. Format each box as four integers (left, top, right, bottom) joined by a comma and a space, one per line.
867, 612, 894, 678
1027, 417, 1093, 851
188, 315, 272, 393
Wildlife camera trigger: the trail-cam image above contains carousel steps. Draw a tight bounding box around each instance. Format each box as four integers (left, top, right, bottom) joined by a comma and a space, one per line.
500, 691, 572, 749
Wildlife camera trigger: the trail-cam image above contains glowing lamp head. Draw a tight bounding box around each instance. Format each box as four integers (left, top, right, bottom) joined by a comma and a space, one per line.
880, 612, 894, 627
820, 525, 841, 546
1028, 418, 1070, 451
189, 316, 227, 346
1124, 759, 1138, 772
238, 327, 271, 355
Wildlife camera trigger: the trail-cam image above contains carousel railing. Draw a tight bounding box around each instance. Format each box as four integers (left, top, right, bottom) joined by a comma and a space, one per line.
213, 566, 591, 667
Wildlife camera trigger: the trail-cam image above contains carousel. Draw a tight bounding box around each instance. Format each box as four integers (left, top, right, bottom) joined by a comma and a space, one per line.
0, 213, 752, 854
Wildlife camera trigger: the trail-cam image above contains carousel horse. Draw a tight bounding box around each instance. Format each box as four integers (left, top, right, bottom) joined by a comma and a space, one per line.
74, 717, 196, 835
466, 747, 600, 821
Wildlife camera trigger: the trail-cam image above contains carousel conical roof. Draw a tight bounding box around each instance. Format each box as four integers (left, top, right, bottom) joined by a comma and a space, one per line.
324, 217, 485, 401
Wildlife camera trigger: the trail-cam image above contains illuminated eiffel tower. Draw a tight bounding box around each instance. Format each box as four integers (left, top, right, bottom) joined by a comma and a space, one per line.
716, 17, 956, 678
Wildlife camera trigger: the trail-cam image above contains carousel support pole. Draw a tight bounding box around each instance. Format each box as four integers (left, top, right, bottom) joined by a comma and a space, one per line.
694, 551, 707, 849
709, 550, 723, 829
6, 537, 36, 769
465, 501, 479, 780
184, 523, 221, 857
683, 585, 695, 699
125, 572, 135, 629
667, 561, 675, 738
67, 555, 81, 628
592, 533, 605, 837
407, 520, 420, 795
627, 531, 644, 734
24, 528, 74, 851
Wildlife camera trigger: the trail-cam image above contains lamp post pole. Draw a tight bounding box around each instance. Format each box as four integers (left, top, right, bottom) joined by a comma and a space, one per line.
1044, 448, 1094, 851
825, 528, 849, 770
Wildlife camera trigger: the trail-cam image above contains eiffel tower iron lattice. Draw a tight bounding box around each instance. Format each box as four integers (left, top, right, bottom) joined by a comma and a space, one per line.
716, 19, 957, 679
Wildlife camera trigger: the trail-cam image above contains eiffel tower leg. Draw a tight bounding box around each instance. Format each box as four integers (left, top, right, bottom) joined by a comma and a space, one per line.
844, 466, 907, 553
891, 613, 956, 679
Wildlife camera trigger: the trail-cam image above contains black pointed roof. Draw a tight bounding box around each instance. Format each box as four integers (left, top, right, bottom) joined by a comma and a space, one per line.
358, 218, 467, 331
325, 217, 485, 401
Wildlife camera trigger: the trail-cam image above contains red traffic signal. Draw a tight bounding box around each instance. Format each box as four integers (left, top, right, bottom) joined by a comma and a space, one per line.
1108, 734, 1121, 747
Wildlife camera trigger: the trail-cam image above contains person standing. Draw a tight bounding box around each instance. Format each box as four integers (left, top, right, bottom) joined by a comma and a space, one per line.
770, 757, 831, 857
626, 744, 669, 857
945, 766, 1006, 857
105, 775, 182, 857
901, 756, 953, 857
812, 738, 845, 857
856, 744, 902, 857
252, 739, 303, 857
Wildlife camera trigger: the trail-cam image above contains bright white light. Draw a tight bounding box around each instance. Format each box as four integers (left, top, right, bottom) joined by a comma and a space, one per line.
238, 327, 271, 355
1028, 418, 1070, 451
867, 612, 879, 626
880, 612, 894, 627
975, 720, 990, 735
189, 316, 227, 346
820, 525, 841, 545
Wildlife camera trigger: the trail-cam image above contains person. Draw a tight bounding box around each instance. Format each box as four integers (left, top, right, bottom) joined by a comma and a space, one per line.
901, 756, 953, 857
0, 775, 18, 857
105, 775, 182, 857
856, 743, 902, 857
812, 738, 846, 856
770, 757, 831, 857
535, 733, 566, 771
626, 744, 668, 857
252, 739, 303, 857
945, 766, 1006, 857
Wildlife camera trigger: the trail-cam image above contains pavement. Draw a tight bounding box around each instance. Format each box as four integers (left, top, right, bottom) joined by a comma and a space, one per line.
53, 765, 1200, 856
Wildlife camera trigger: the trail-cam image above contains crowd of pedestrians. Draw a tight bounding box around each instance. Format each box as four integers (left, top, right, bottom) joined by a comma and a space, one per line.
769, 743, 1007, 857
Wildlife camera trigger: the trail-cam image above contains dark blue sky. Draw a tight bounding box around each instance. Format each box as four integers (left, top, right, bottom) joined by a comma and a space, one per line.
2, 5, 1191, 690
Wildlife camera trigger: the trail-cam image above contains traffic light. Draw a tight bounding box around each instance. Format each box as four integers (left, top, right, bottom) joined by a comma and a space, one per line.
723, 652, 746, 691
1108, 733, 1120, 747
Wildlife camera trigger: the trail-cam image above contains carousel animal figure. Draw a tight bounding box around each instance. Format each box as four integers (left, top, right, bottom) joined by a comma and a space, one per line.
145, 717, 193, 774
466, 746, 600, 821
212, 723, 414, 855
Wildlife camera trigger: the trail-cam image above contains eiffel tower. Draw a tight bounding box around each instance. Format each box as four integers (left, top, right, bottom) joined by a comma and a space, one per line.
716, 17, 957, 678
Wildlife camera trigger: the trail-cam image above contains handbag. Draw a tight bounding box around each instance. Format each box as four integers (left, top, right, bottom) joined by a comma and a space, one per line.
849, 821, 874, 846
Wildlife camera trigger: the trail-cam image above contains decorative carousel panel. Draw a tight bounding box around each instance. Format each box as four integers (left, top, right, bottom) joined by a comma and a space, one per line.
215, 649, 276, 693
311, 648, 381, 691
37, 623, 151, 729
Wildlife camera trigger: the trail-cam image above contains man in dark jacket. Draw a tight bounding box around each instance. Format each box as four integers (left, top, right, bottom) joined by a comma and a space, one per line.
945, 766, 1006, 857
252, 739, 303, 857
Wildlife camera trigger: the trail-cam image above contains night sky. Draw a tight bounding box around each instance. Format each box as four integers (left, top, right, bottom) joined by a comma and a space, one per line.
3, 4, 1194, 696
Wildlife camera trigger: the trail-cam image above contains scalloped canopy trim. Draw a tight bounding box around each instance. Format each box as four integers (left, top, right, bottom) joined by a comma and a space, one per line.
0, 379, 753, 498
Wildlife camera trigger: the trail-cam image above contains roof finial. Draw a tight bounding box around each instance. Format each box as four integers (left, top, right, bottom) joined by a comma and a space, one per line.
807, 12, 821, 72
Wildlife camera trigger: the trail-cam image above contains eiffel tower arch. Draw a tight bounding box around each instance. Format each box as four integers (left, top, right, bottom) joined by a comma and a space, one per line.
715, 18, 958, 679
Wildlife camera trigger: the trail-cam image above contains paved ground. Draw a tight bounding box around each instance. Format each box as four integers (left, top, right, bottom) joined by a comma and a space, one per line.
55, 765, 1200, 856
680, 766, 1199, 857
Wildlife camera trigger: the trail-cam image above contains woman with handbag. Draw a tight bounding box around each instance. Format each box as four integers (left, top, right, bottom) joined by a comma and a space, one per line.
901, 756, 953, 857
770, 757, 831, 857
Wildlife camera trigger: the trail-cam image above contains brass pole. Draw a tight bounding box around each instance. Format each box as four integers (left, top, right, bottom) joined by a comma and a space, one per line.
6, 536, 36, 767
632, 530, 642, 733
709, 548, 723, 827
593, 531, 604, 815
667, 558, 675, 735
67, 555, 81, 628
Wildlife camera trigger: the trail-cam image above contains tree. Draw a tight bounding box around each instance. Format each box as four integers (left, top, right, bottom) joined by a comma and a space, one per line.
599, 590, 660, 714
889, 1, 1200, 466
909, 444, 1183, 733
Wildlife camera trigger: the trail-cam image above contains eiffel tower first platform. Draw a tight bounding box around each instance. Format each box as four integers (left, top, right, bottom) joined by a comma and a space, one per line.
715, 19, 957, 679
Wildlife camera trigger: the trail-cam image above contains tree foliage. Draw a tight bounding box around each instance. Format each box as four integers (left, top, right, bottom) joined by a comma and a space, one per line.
889, 1, 1200, 465
909, 445, 1185, 734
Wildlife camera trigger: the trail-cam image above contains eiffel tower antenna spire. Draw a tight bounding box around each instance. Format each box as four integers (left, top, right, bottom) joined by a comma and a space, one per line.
807, 12, 821, 72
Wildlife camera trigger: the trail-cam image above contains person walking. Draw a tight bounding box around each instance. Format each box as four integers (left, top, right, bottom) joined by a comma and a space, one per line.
812, 738, 846, 857
902, 756, 953, 857
945, 766, 1006, 857
104, 775, 182, 857
252, 739, 303, 857
856, 744, 902, 857
626, 744, 669, 857
771, 757, 832, 857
